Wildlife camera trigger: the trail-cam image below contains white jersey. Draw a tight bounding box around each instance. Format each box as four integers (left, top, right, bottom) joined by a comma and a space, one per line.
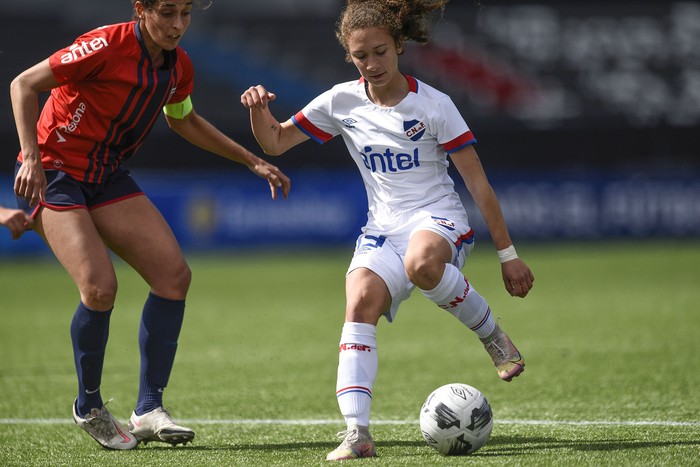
292, 76, 476, 232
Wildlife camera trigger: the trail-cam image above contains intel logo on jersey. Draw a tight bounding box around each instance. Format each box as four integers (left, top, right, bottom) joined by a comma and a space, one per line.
60, 37, 109, 64
361, 146, 420, 173
404, 119, 426, 141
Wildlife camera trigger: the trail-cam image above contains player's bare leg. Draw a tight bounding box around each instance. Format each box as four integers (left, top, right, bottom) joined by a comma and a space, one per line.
92, 196, 194, 445
37, 208, 136, 449
408, 230, 524, 381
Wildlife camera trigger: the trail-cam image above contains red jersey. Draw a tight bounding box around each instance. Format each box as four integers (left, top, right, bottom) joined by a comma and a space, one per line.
19, 22, 194, 184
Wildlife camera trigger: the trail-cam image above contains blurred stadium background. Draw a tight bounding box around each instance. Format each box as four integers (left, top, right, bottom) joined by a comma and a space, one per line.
1, 0, 698, 255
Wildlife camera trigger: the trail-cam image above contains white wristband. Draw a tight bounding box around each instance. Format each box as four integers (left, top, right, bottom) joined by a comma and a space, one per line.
497, 245, 518, 263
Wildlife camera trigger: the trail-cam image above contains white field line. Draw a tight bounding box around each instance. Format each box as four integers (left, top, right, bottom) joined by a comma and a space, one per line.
1, 418, 699, 427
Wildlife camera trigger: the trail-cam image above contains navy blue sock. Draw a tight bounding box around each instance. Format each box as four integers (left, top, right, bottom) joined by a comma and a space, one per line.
135, 292, 185, 415
71, 302, 111, 417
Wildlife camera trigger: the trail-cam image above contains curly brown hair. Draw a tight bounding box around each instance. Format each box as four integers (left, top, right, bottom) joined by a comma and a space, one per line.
336, 0, 449, 58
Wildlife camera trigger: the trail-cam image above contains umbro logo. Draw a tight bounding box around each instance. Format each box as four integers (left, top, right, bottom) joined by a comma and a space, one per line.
342, 118, 357, 128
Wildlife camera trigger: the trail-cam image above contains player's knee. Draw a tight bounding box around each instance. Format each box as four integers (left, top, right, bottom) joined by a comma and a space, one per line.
154, 262, 191, 299
178, 263, 192, 294
80, 281, 118, 311
404, 256, 441, 289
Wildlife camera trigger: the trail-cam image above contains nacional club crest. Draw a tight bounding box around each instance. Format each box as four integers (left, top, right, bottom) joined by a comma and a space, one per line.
404, 119, 426, 141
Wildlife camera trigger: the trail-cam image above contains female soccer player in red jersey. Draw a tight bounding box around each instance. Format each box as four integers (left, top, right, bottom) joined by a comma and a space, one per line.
10, 0, 290, 450
242, 0, 533, 460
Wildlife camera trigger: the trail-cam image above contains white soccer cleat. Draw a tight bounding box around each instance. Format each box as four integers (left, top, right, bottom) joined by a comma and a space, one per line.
480, 324, 525, 382
72, 399, 137, 450
128, 407, 195, 446
326, 425, 376, 461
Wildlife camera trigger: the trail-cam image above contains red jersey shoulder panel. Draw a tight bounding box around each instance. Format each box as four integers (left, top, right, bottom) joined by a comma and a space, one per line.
24, 22, 195, 183
48, 22, 137, 84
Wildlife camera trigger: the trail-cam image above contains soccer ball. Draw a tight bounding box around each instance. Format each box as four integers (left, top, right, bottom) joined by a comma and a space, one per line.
419, 383, 493, 456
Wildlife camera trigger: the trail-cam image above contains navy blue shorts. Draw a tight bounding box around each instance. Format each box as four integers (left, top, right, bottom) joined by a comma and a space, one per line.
15, 162, 144, 217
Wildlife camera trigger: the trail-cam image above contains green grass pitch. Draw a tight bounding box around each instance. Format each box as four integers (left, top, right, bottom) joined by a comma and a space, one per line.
1, 240, 699, 466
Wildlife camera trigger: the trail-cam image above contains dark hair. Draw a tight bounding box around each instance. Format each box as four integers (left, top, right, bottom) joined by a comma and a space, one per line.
336, 0, 449, 57
131, 0, 212, 19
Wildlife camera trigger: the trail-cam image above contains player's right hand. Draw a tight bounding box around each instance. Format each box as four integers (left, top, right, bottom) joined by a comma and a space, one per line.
241, 85, 276, 110
14, 160, 46, 208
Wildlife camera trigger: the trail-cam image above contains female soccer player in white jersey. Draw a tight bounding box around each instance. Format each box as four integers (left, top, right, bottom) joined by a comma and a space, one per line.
242, 0, 534, 460
11, 0, 290, 451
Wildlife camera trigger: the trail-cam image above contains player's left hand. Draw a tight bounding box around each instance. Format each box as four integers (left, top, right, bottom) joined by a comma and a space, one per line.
252, 160, 291, 200
501, 258, 534, 298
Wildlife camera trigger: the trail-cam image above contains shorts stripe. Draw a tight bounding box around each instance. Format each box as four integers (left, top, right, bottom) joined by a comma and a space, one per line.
89, 192, 144, 211
455, 228, 475, 253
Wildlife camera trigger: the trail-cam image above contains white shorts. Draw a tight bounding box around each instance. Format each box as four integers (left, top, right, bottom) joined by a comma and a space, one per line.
347, 207, 475, 322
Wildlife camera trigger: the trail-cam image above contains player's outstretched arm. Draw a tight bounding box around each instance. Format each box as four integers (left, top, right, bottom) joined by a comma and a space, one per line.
451, 145, 534, 298
166, 109, 290, 199
241, 85, 309, 156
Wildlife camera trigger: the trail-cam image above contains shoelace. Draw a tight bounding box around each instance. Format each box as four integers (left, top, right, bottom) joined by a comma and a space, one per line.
85, 399, 114, 422
483, 335, 520, 364
85, 401, 120, 439
335, 428, 360, 445
484, 338, 507, 357
83, 398, 114, 423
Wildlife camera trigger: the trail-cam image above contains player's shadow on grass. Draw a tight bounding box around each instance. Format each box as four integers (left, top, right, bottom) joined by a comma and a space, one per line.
136, 439, 426, 452
480, 435, 700, 457
135, 435, 700, 456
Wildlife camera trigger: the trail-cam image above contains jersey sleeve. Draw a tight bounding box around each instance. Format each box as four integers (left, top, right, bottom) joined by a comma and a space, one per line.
291, 89, 338, 144
48, 28, 113, 84
162, 48, 194, 119
168, 48, 194, 105
434, 95, 476, 154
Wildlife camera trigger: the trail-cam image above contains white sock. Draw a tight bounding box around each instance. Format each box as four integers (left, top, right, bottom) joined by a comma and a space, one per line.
420, 263, 496, 338
335, 322, 377, 427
